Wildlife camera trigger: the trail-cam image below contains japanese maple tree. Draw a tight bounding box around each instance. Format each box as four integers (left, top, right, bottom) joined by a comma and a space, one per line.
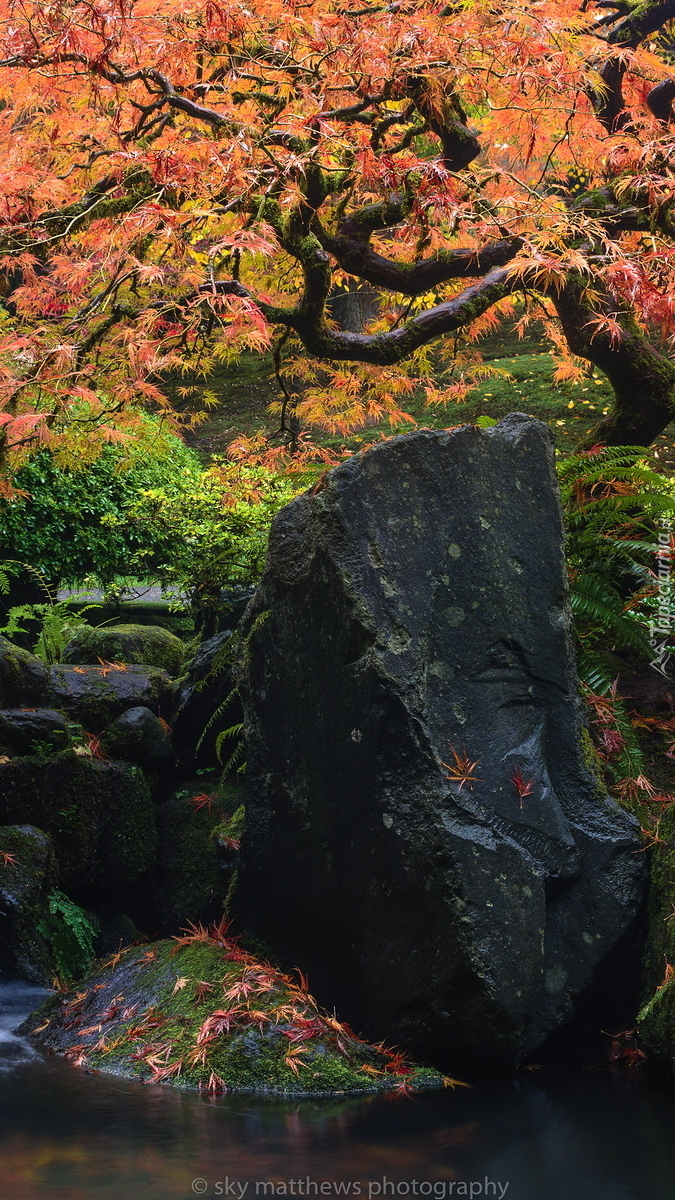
1, 0, 675, 489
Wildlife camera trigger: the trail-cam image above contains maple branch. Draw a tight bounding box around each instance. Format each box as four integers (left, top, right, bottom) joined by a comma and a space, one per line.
0, 170, 158, 256
647, 78, 675, 121
141, 70, 237, 130
603, 0, 675, 48
323, 230, 522, 295
407, 77, 481, 170
206, 268, 516, 364
308, 193, 522, 294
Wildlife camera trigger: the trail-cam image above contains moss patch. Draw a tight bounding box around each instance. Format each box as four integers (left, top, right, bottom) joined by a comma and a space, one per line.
0, 637, 48, 707
0, 753, 155, 895
0, 824, 56, 983
635, 806, 675, 1075
63, 624, 186, 676
25, 928, 445, 1096
153, 783, 244, 933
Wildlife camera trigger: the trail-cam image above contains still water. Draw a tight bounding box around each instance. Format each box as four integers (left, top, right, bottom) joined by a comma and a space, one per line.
0, 982, 674, 1200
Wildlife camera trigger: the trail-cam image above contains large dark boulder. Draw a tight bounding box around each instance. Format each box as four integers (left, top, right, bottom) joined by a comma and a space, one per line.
47, 663, 175, 729
234, 416, 646, 1069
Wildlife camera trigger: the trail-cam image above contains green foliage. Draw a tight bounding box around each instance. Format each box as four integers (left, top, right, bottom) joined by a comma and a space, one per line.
0, 418, 202, 588
122, 463, 301, 614
215, 718, 245, 776
557, 445, 675, 694
37, 890, 99, 985
0, 598, 95, 664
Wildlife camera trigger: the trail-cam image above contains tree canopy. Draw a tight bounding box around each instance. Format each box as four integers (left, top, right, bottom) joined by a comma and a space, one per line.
2, 0, 675, 487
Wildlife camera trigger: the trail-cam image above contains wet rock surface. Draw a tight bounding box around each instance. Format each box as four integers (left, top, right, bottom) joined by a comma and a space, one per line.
0, 708, 71, 756
47, 663, 175, 728
0, 825, 55, 984
235, 416, 646, 1069
0, 638, 48, 708
100, 705, 174, 770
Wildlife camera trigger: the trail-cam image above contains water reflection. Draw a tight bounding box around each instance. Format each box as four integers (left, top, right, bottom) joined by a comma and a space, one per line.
0, 985, 674, 1199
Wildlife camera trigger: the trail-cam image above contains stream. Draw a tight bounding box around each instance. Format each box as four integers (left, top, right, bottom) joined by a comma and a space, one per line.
1, 981, 674, 1200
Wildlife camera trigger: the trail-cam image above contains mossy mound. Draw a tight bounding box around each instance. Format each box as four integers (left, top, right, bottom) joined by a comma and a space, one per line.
25, 926, 446, 1096
63, 624, 186, 676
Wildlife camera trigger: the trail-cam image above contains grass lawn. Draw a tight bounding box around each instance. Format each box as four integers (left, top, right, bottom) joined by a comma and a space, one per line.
175, 322, 675, 471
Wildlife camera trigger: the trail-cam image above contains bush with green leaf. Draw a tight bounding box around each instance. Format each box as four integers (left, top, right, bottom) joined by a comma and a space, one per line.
119, 459, 303, 619
0, 418, 202, 589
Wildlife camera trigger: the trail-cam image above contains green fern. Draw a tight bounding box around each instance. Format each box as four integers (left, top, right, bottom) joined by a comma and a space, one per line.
557, 446, 675, 694
215, 720, 246, 776
37, 890, 99, 985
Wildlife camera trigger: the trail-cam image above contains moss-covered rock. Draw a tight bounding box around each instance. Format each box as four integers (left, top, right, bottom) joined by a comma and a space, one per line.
152, 783, 243, 934
0, 637, 48, 708
638, 977, 675, 1074
24, 931, 445, 1095
0, 708, 72, 757
100, 706, 174, 770
48, 663, 175, 728
0, 824, 56, 984
0, 754, 155, 897
63, 624, 186, 677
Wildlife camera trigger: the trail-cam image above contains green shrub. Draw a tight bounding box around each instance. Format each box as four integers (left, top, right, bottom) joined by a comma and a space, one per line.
0, 418, 202, 588
120, 459, 302, 612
